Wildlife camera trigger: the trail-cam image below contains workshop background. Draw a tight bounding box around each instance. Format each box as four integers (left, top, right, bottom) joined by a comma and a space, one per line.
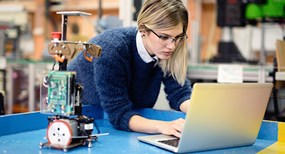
0, 0, 285, 122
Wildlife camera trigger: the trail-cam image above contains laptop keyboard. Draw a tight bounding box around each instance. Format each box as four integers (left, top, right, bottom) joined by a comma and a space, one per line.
158, 138, 180, 147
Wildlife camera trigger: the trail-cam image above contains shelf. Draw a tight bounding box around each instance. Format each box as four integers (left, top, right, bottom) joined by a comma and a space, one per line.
188, 63, 273, 83
50, 0, 119, 12
0, 0, 119, 12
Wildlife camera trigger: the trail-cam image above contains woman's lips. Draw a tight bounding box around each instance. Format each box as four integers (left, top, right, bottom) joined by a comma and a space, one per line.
162, 51, 172, 56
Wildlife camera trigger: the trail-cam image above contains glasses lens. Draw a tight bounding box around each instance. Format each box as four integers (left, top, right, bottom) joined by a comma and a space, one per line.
150, 27, 188, 46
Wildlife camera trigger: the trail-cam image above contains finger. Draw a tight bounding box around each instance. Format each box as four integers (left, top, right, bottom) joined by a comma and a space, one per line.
172, 124, 183, 133
171, 129, 182, 138
173, 119, 185, 132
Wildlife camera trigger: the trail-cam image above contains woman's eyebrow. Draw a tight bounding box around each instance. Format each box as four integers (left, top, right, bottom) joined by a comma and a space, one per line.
158, 32, 184, 38
176, 33, 185, 37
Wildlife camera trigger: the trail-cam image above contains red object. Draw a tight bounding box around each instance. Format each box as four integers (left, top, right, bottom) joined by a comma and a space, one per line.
51, 32, 62, 40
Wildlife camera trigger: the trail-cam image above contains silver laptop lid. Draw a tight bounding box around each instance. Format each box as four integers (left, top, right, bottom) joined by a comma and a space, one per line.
178, 83, 272, 153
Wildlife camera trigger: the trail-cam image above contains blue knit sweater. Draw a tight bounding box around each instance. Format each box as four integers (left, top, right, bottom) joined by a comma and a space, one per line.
68, 27, 192, 131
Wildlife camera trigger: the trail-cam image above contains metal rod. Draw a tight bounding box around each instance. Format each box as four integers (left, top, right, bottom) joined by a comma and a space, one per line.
0, 30, 5, 56
60, 15, 68, 70
259, 21, 266, 65
28, 63, 35, 112
61, 15, 68, 41
98, 0, 102, 19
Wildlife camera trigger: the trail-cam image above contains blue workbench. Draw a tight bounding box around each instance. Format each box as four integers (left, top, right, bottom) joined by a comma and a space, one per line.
0, 105, 284, 154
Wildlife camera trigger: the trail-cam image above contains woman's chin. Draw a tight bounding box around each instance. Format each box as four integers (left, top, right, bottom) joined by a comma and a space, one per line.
158, 55, 171, 60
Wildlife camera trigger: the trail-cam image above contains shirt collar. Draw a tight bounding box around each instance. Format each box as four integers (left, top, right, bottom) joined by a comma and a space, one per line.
136, 31, 158, 63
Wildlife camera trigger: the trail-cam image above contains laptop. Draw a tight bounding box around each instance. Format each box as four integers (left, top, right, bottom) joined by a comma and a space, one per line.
138, 83, 273, 153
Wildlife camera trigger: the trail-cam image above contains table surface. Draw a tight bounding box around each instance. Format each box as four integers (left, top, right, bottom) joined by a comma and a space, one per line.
0, 109, 284, 154
0, 120, 276, 154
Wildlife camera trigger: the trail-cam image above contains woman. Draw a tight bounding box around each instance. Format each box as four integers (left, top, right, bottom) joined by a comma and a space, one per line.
68, 0, 191, 138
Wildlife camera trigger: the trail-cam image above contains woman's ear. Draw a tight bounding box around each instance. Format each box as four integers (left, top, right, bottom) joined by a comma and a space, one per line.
139, 24, 149, 37
139, 29, 146, 37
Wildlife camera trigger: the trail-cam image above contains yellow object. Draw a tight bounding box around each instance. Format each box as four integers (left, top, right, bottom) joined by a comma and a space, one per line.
258, 122, 285, 154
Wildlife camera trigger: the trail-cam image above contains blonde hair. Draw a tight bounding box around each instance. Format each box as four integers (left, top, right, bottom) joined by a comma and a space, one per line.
137, 0, 189, 86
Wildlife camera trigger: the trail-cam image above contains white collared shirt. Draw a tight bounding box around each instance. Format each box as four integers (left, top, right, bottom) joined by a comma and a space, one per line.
136, 31, 158, 63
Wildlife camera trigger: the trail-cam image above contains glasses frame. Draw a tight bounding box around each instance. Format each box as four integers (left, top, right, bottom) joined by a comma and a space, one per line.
146, 28, 188, 46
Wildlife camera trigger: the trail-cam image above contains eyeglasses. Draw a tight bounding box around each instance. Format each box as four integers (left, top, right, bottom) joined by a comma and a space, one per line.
148, 28, 188, 46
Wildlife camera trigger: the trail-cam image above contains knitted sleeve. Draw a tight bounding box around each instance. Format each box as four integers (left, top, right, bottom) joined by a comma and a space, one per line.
91, 31, 139, 131
163, 76, 192, 111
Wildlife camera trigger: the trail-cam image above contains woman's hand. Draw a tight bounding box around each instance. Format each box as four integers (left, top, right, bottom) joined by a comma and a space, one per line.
156, 118, 185, 138
129, 115, 185, 138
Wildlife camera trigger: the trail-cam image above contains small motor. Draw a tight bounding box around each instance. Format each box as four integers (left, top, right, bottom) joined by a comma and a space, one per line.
47, 119, 78, 149
45, 115, 97, 151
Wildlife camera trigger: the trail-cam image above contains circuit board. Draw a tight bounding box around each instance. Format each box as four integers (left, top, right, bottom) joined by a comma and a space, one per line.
45, 71, 76, 116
